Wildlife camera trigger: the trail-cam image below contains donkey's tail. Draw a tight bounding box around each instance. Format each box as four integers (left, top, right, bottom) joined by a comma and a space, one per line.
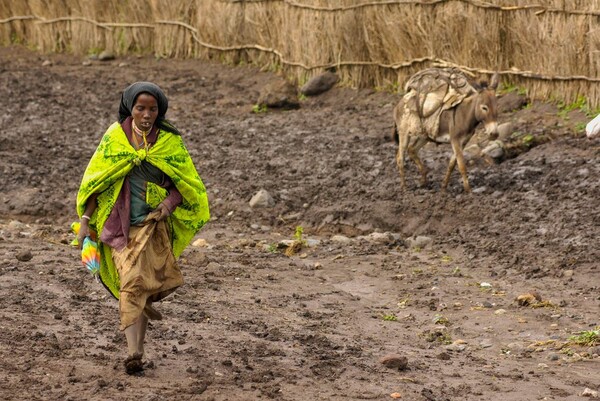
393, 122, 399, 144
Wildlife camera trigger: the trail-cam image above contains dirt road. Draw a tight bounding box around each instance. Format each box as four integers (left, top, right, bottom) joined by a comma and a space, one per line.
0, 46, 598, 400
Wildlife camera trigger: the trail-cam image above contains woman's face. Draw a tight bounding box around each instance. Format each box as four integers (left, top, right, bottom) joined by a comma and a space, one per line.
132, 93, 159, 132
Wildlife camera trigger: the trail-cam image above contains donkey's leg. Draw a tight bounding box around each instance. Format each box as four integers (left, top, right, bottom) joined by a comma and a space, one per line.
442, 110, 458, 191
450, 138, 471, 192
396, 130, 410, 190
443, 135, 474, 191
442, 153, 457, 190
407, 135, 429, 187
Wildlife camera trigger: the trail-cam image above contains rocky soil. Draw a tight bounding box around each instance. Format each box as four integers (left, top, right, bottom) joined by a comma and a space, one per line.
0, 45, 598, 401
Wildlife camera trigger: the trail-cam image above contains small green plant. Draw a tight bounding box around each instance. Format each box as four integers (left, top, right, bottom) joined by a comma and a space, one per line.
397, 297, 410, 309
575, 122, 587, 133
382, 313, 397, 321
266, 243, 278, 253
560, 347, 575, 357
432, 314, 450, 326
252, 104, 268, 114
284, 226, 307, 257
267, 62, 282, 73
568, 328, 599, 346
10, 32, 23, 45
510, 131, 536, 148
556, 95, 600, 119
521, 133, 535, 147
422, 329, 452, 344
116, 29, 130, 53
87, 47, 103, 56
298, 93, 307, 101
499, 83, 527, 96
375, 81, 400, 93
583, 105, 600, 118
294, 226, 306, 244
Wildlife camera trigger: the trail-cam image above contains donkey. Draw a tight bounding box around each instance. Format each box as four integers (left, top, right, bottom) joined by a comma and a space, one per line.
393, 71, 499, 192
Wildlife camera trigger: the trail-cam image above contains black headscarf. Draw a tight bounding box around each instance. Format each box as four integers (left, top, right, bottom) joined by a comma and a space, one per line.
118, 81, 181, 135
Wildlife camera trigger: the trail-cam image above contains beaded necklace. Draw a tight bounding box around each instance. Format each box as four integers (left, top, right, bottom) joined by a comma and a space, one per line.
131, 120, 150, 151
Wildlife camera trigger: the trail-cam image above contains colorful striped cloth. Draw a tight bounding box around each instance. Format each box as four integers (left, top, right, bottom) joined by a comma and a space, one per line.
81, 236, 100, 278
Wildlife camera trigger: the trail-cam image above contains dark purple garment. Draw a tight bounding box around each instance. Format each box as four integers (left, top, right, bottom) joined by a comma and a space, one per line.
99, 117, 183, 251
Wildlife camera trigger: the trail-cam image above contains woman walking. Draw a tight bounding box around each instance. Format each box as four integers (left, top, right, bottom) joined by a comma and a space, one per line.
76, 82, 210, 374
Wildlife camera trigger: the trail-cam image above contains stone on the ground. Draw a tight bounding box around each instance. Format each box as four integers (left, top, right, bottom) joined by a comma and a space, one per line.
482, 140, 505, 160
359, 232, 395, 244
464, 143, 481, 159
498, 91, 528, 113
330, 235, 352, 244
8, 221, 26, 231
192, 238, 209, 247
581, 388, 599, 398
306, 239, 321, 247
98, 51, 115, 61
379, 354, 408, 370
300, 72, 339, 96
516, 292, 541, 306
497, 122, 514, 140
406, 235, 432, 248
15, 250, 33, 262
257, 80, 299, 109
249, 189, 275, 208
445, 343, 466, 352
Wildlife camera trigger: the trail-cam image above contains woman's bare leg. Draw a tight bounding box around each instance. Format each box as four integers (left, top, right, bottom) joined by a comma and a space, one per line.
124, 322, 139, 356
123, 316, 145, 374
137, 312, 149, 356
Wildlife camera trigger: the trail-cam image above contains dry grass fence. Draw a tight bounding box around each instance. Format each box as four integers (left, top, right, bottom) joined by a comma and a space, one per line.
2, 0, 600, 107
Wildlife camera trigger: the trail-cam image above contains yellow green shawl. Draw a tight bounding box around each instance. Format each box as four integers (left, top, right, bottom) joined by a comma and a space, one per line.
76, 122, 210, 298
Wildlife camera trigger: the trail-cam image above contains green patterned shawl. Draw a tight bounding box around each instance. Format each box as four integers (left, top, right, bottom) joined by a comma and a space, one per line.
76, 122, 210, 298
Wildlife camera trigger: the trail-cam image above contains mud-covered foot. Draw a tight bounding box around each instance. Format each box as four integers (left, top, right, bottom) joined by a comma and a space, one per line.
124, 353, 144, 375
143, 304, 162, 320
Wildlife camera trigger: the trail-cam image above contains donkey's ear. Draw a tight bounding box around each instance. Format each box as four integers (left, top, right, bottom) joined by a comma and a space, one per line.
489, 72, 500, 90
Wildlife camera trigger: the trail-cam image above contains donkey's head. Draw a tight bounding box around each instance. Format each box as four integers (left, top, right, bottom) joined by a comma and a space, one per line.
472, 73, 499, 139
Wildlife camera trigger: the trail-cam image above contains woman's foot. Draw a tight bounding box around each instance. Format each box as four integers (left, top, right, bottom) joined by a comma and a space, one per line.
124, 352, 144, 375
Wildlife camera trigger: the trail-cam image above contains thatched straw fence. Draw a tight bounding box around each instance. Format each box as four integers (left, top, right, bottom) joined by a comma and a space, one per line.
2, 0, 600, 106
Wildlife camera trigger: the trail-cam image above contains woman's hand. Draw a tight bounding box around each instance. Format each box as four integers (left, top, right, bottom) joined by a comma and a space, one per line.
77, 219, 91, 249
78, 194, 98, 248
155, 203, 171, 221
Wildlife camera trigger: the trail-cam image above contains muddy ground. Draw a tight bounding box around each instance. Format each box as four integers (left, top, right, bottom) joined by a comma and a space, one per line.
0, 46, 598, 401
